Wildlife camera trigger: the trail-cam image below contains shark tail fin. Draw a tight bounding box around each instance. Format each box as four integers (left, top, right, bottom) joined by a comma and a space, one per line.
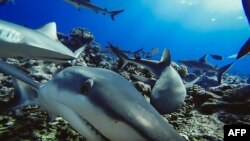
71, 44, 87, 66
217, 62, 234, 84
109, 42, 130, 69
236, 37, 250, 60
110, 9, 124, 21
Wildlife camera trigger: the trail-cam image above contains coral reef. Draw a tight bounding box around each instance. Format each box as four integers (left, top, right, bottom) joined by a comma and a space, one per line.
0, 28, 250, 141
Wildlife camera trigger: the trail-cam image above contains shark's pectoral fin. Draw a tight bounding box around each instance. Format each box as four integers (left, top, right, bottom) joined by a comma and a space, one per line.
159, 48, 171, 66
11, 78, 39, 109
237, 37, 250, 59
217, 62, 234, 84
36, 22, 59, 41
199, 54, 207, 63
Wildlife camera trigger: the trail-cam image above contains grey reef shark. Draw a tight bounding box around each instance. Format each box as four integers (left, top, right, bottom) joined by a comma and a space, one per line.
0, 60, 185, 141
0, 0, 14, 5
64, 0, 124, 21
235, 0, 250, 60
109, 43, 187, 114
178, 55, 233, 84
0, 19, 85, 65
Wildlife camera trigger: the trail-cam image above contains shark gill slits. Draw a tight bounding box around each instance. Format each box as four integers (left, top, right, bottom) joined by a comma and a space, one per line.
0, 26, 24, 43
80, 79, 94, 95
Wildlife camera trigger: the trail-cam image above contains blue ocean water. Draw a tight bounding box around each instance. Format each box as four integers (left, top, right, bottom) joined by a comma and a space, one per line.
0, 0, 249, 76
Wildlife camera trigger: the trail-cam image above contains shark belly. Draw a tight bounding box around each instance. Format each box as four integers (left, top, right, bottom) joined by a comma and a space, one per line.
0, 41, 75, 62
64, 95, 147, 141
151, 66, 186, 114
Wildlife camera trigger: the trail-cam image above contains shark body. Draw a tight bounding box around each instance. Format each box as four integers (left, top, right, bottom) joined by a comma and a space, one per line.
64, 0, 124, 21
237, 37, 250, 60
242, 0, 250, 24
0, 60, 185, 141
235, 0, 250, 60
0, 19, 85, 64
178, 55, 233, 83
109, 43, 186, 114
0, 0, 13, 5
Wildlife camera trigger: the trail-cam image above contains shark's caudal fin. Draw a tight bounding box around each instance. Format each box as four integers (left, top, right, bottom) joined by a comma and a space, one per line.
109, 9, 124, 21
71, 44, 87, 66
199, 54, 207, 63
109, 42, 130, 69
217, 63, 234, 84
237, 37, 250, 59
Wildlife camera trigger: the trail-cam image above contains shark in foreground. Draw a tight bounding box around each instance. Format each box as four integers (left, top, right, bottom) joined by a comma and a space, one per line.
109, 43, 186, 114
0, 60, 185, 141
178, 55, 233, 84
0, 19, 85, 64
64, 0, 124, 21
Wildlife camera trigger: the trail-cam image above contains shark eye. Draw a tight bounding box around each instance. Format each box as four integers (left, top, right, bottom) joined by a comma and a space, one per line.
80, 79, 94, 95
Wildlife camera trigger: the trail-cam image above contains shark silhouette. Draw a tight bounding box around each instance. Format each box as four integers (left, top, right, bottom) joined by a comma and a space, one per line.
64, 0, 124, 21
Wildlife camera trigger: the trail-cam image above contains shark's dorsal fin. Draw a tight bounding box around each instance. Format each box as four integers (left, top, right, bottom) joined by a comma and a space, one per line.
36, 22, 58, 41
160, 48, 171, 66
199, 55, 207, 63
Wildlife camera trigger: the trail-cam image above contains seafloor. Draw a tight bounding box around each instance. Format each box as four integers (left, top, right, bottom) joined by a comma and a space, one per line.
0, 28, 250, 141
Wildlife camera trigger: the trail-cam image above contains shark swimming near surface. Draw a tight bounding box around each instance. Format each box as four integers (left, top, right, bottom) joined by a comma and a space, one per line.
0, 60, 185, 141
109, 43, 186, 114
0, 19, 85, 64
0, 0, 13, 5
178, 55, 233, 84
64, 0, 124, 21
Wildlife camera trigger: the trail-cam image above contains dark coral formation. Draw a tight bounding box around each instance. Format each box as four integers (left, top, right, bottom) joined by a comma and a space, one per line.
57, 27, 94, 51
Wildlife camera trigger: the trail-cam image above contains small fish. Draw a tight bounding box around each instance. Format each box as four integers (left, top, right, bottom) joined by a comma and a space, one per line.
210, 54, 223, 60
141, 47, 159, 59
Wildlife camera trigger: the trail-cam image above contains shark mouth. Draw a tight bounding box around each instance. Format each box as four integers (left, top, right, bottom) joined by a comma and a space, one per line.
0, 26, 24, 43
77, 114, 110, 141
